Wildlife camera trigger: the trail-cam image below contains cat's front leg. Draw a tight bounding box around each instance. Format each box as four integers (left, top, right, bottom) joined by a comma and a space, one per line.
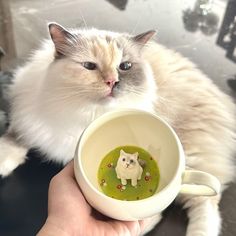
0, 130, 28, 177
178, 195, 221, 236
138, 168, 143, 180
121, 178, 127, 185
131, 178, 137, 186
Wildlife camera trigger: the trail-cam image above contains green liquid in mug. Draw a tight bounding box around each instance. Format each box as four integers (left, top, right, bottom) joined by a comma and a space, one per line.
97, 146, 160, 201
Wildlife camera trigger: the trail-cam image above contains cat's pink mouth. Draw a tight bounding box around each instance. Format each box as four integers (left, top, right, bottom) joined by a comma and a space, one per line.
102, 86, 117, 100
105, 89, 115, 97
108, 91, 114, 97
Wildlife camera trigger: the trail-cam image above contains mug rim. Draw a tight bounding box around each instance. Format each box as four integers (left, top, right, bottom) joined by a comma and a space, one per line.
74, 108, 185, 204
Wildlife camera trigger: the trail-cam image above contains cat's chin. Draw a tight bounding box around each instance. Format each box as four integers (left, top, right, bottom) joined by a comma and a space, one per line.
96, 94, 116, 106
101, 91, 117, 101
104, 96, 116, 104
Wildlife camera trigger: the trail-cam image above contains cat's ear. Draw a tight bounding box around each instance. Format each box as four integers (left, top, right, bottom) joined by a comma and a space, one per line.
120, 149, 125, 155
134, 152, 139, 159
48, 22, 76, 57
132, 30, 156, 45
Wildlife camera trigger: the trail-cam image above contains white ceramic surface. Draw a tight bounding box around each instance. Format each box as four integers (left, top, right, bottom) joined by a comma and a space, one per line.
74, 109, 220, 220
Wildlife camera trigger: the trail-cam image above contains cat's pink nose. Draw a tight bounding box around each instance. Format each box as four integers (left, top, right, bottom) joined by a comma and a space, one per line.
106, 79, 116, 88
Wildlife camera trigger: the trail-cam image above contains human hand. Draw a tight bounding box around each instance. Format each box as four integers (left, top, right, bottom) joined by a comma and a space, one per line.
37, 161, 146, 236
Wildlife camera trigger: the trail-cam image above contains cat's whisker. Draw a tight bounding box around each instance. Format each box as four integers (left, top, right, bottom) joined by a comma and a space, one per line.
130, 17, 141, 36
79, 13, 88, 29
157, 95, 172, 104
40, 87, 109, 106
124, 87, 146, 97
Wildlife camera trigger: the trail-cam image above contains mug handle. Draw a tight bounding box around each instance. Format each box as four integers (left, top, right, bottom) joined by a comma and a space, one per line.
179, 170, 221, 196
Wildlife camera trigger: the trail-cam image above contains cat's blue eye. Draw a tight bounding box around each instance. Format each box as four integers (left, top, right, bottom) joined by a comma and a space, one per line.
119, 61, 132, 71
82, 62, 97, 70
122, 158, 125, 161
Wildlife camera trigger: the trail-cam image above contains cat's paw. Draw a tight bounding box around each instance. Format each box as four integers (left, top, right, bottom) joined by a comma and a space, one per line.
131, 180, 137, 186
0, 156, 25, 177
140, 214, 162, 236
0, 136, 27, 177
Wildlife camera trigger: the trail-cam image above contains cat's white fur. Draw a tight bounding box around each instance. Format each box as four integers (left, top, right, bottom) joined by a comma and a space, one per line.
2, 38, 156, 165
0, 26, 235, 236
115, 149, 143, 186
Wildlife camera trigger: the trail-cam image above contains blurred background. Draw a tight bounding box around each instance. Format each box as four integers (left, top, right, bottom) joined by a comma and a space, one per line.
0, 0, 235, 235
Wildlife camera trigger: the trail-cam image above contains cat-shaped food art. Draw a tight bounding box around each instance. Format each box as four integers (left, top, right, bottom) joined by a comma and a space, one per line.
115, 150, 143, 186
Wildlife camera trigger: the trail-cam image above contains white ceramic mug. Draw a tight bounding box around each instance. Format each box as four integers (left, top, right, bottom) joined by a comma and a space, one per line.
74, 109, 220, 220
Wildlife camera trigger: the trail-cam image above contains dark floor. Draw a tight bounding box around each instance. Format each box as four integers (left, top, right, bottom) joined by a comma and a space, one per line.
0, 0, 236, 236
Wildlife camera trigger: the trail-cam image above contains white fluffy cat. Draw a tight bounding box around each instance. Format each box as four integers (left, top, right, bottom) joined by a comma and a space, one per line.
115, 149, 143, 186
0, 23, 235, 236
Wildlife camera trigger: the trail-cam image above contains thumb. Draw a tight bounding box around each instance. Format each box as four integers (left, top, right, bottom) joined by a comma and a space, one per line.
58, 160, 74, 177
